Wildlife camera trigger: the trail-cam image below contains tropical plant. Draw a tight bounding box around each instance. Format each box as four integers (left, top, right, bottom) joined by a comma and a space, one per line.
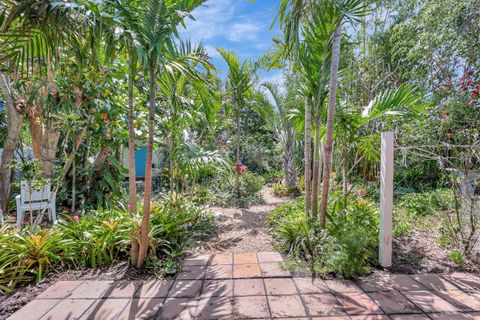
262, 81, 298, 190
217, 48, 257, 199
113, 0, 210, 268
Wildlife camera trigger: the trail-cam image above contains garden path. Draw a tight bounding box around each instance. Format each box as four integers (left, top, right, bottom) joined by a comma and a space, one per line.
8, 251, 480, 319
199, 186, 289, 253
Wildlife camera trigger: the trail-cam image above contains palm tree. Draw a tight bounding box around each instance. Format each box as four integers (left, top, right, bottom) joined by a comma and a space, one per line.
336, 84, 425, 209
217, 48, 254, 195
319, 0, 369, 227
114, 0, 209, 268
262, 81, 297, 189
278, 0, 369, 226
157, 62, 217, 192
277, 1, 334, 218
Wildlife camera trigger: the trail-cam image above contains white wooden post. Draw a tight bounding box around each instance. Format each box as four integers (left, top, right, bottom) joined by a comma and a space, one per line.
379, 131, 394, 267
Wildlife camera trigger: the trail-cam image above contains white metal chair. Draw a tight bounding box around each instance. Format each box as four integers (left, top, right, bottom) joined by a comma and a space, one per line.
16, 181, 56, 227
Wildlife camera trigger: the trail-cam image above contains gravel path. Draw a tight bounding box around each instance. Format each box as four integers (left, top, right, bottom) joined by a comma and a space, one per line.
198, 186, 289, 253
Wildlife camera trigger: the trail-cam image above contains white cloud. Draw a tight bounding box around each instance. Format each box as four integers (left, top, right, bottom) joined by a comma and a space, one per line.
260, 72, 285, 91
227, 22, 262, 42
182, 0, 236, 43
181, 0, 270, 46
205, 45, 221, 58
259, 71, 285, 105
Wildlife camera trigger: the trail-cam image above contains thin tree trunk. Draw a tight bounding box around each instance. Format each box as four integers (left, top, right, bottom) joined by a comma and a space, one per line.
304, 99, 312, 216
284, 126, 296, 188
26, 107, 42, 160
169, 134, 174, 193
137, 61, 156, 269
125, 66, 139, 275
41, 124, 60, 178
319, 23, 342, 228
342, 146, 348, 212
128, 52, 137, 214
311, 116, 320, 218
235, 113, 241, 198
0, 73, 23, 213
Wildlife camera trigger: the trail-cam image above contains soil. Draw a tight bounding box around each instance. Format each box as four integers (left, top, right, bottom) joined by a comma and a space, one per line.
198, 186, 289, 253
390, 228, 480, 274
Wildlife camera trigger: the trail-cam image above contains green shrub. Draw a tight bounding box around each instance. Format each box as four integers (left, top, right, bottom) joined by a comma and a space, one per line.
150, 193, 215, 270
262, 169, 283, 184
399, 188, 454, 217
0, 194, 214, 294
272, 183, 288, 197
58, 209, 132, 268
191, 185, 216, 205
213, 172, 265, 208
268, 195, 379, 278
0, 226, 72, 294
448, 250, 465, 265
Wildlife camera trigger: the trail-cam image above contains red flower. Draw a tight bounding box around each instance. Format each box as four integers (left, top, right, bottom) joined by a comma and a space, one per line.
73, 215, 79, 222
234, 162, 247, 174
358, 188, 367, 197
101, 113, 108, 120
446, 130, 453, 139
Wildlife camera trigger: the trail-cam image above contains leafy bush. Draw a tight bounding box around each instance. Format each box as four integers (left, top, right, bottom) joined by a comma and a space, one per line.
58, 209, 132, 268
191, 184, 216, 205
0, 227, 68, 293
149, 193, 215, 273
0, 194, 214, 294
268, 195, 379, 278
399, 188, 453, 216
272, 183, 289, 197
448, 250, 465, 265
262, 169, 283, 184
213, 172, 265, 208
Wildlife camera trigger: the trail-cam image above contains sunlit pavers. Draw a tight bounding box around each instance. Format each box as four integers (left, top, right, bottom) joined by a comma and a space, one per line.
8, 253, 480, 319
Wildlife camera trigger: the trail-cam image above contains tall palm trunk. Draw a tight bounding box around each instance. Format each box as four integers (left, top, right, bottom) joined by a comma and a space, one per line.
319, 23, 342, 228
342, 146, 348, 212
0, 73, 23, 213
311, 115, 320, 218
168, 134, 175, 192
284, 126, 296, 188
137, 60, 156, 269
127, 51, 137, 214
304, 99, 312, 216
127, 53, 139, 267
235, 113, 241, 197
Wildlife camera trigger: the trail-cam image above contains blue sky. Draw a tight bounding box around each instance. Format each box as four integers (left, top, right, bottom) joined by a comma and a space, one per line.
180, 0, 283, 86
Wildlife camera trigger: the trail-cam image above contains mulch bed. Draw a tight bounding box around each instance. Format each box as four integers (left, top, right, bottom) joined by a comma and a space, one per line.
390, 228, 479, 274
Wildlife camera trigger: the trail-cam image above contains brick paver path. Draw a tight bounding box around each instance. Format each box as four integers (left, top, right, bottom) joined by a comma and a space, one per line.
8, 252, 480, 319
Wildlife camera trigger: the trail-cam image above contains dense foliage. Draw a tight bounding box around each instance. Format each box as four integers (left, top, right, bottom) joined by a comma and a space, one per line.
0, 194, 214, 294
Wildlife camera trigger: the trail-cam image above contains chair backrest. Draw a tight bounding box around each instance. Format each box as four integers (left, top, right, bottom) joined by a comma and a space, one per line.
20, 181, 51, 203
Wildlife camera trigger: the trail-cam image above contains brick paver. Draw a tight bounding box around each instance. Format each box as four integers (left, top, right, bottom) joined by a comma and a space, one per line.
268, 295, 307, 317
9, 252, 480, 320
